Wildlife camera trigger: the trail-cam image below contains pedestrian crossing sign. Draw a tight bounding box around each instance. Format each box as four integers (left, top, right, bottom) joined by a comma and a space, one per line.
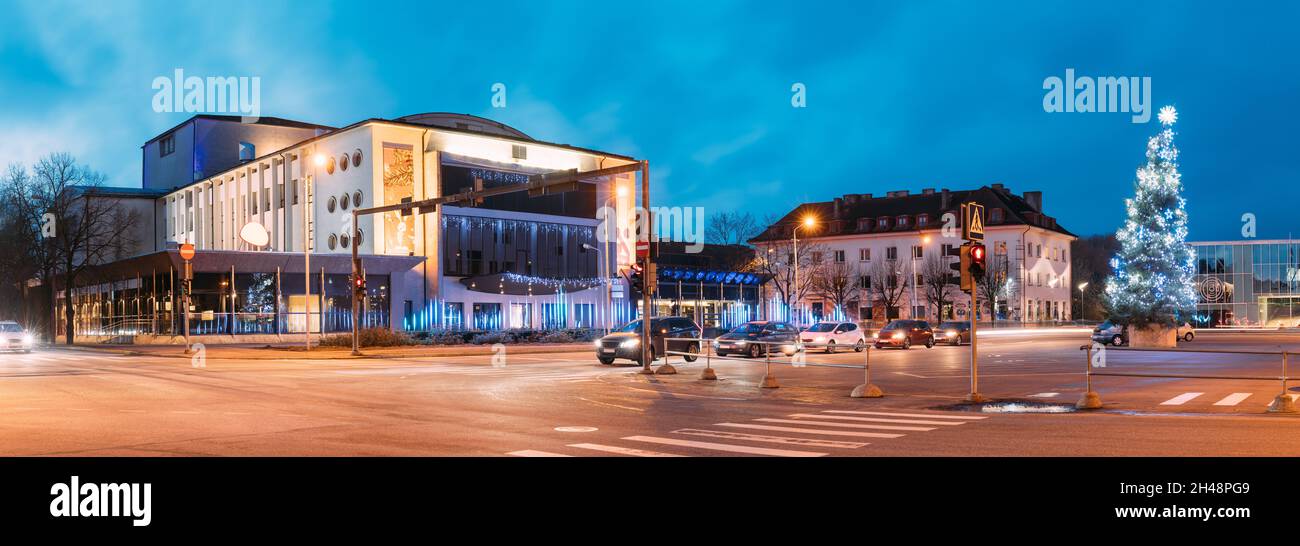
963, 202, 985, 241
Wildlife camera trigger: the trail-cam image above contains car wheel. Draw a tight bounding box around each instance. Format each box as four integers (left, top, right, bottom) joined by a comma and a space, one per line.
1111, 335, 1123, 347
825, 340, 836, 354
873, 343, 883, 350
684, 343, 699, 362
598, 357, 615, 365
716, 351, 728, 357
854, 340, 865, 352
902, 338, 911, 350
1184, 332, 1194, 342
749, 344, 763, 358
925, 337, 934, 349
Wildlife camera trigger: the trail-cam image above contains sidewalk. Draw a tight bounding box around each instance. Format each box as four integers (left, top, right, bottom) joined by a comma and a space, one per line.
55, 342, 593, 360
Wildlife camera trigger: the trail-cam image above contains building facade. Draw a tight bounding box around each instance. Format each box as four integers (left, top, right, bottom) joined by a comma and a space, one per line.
751, 184, 1076, 326
63, 113, 639, 341
1191, 240, 1300, 327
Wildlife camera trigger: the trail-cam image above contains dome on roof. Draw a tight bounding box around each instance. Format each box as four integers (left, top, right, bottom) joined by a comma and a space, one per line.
393, 113, 532, 140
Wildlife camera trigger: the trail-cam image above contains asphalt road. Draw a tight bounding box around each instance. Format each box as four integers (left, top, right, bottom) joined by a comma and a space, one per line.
4, 329, 1300, 456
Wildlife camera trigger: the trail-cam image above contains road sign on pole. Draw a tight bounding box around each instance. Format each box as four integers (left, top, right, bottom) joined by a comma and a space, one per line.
960, 202, 986, 403
962, 202, 985, 242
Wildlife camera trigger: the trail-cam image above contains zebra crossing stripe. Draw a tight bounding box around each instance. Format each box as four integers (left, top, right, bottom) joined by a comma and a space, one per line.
1213, 393, 1251, 406
566, 443, 683, 457
623, 435, 826, 457
507, 450, 572, 457
672, 428, 868, 449
822, 410, 986, 420
765, 417, 934, 432
1160, 392, 1203, 405
715, 422, 904, 439
799, 413, 967, 426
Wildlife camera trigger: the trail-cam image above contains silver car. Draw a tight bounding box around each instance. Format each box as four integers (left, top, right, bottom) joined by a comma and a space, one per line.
0, 321, 34, 353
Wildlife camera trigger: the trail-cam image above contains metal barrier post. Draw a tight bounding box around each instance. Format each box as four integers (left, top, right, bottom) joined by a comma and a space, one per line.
1076, 343, 1102, 409
1268, 350, 1296, 413
851, 344, 883, 398
760, 342, 779, 388
700, 335, 717, 380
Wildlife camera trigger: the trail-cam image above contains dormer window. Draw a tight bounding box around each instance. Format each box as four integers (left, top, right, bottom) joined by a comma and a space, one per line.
857, 218, 872, 231
917, 214, 929, 227
896, 215, 909, 228
877, 217, 890, 229
989, 208, 1004, 223
159, 134, 176, 157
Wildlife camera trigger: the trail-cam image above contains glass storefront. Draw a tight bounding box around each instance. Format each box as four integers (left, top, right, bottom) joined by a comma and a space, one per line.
1192, 241, 1300, 327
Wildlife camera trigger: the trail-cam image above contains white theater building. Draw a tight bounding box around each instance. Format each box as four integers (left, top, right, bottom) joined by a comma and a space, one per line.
62, 113, 638, 341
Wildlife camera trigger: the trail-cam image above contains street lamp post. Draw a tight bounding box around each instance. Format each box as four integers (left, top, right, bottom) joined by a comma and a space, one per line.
792, 216, 815, 326
599, 184, 627, 333
1077, 281, 1089, 322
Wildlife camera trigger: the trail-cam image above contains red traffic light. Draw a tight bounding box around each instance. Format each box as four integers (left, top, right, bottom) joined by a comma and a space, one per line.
971, 245, 985, 262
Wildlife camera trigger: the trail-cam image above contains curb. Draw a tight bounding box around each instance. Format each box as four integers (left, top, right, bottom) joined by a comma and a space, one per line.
49, 343, 594, 361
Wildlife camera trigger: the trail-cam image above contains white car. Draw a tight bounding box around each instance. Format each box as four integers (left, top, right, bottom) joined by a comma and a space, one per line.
800, 321, 868, 353
1177, 322, 1195, 342
0, 321, 34, 353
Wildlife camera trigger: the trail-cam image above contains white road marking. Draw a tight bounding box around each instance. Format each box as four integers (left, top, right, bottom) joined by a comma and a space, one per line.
169, 410, 201, 414
823, 410, 986, 420
767, 417, 934, 431
566, 443, 683, 457
623, 435, 826, 457
1264, 394, 1300, 407
1160, 392, 1203, 406
1213, 393, 1252, 406
672, 428, 868, 449
894, 372, 928, 378
507, 450, 572, 457
1029, 392, 1060, 398
715, 422, 903, 439
806, 414, 968, 426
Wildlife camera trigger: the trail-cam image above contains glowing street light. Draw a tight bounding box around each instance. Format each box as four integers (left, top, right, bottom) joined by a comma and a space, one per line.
792, 215, 817, 326
1077, 281, 1090, 321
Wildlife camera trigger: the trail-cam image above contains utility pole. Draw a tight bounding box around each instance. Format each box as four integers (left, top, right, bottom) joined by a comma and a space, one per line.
639, 161, 655, 375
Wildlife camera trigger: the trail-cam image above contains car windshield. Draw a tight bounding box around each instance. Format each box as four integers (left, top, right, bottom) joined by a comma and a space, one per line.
939, 322, 967, 330
0, 324, 21, 333
806, 323, 836, 333
883, 320, 907, 330
1098, 320, 1114, 330
730, 323, 765, 334
617, 320, 643, 333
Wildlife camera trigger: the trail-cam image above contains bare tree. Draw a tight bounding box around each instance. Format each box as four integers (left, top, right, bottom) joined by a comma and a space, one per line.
8, 154, 141, 344
920, 254, 955, 320
814, 260, 860, 320
706, 211, 761, 246
867, 258, 909, 322
977, 253, 1015, 321
749, 237, 825, 316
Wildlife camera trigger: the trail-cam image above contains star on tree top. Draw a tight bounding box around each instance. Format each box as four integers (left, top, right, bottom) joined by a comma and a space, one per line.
1158, 105, 1178, 126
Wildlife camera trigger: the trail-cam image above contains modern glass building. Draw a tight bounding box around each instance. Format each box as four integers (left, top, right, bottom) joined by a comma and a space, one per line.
1191, 240, 1300, 327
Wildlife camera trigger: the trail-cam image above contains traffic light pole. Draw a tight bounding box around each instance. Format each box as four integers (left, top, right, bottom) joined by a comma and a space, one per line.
639, 161, 655, 375
969, 283, 985, 402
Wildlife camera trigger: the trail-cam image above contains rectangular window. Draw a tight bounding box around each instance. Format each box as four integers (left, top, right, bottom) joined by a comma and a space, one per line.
859, 275, 871, 289
859, 248, 871, 261
382, 143, 416, 255
833, 250, 845, 263
159, 134, 175, 157
913, 245, 923, 259
887, 247, 898, 260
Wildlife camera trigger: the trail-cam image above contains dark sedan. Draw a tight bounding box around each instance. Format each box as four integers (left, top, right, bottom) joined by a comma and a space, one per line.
712, 321, 801, 358
594, 317, 701, 365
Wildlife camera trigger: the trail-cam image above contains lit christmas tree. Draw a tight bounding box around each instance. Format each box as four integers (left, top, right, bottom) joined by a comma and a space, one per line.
1104, 105, 1198, 328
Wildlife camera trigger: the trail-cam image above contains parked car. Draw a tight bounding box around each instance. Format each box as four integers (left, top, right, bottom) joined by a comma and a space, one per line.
873, 319, 935, 349
1177, 322, 1195, 342
800, 321, 868, 353
0, 321, 33, 353
1092, 320, 1127, 346
594, 317, 701, 365
936, 321, 971, 345
713, 321, 801, 358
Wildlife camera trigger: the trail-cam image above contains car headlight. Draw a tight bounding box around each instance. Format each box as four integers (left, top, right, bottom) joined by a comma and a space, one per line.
620, 338, 640, 348
735, 340, 747, 346
945, 330, 956, 337
891, 332, 905, 340
872, 332, 879, 339
22, 334, 33, 344
593, 339, 602, 348
814, 336, 825, 343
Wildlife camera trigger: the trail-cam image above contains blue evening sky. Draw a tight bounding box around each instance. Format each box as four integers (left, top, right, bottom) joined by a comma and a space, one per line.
0, 0, 1296, 240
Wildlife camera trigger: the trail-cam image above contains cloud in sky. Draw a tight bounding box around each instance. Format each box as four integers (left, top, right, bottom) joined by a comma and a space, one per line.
0, 0, 1297, 241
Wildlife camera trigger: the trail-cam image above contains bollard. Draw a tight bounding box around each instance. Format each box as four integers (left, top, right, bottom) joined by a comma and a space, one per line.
655, 339, 678, 375
700, 336, 717, 380
851, 344, 882, 398
1076, 343, 1103, 409
1268, 350, 1296, 413
760, 344, 779, 388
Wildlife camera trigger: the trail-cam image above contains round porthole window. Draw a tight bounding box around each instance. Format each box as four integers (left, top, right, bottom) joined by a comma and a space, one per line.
352, 149, 363, 168
353, 190, 363, 207
327, 234, 337, 250
327, 196, 337, 213
340, 192, 350, 210
339, 153, 349, 171
340, 233, 351, 248
355, 229, 364, 247
325, 156, 336, 175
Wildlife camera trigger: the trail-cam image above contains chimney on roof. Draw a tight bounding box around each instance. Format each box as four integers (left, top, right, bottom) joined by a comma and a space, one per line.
832, 197, 843, 219
990, 183, 1004, 192
845, 194, 859, 205
861, 193, 872, 200
940, 188, 951, 211
887, 190, 910, 198
1024, 190, 1043, 212
921, 188, 935, 195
